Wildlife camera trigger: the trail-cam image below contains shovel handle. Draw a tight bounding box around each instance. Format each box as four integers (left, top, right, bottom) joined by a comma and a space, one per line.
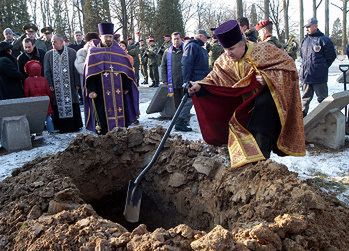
133, 89, 190, 185
339, 64, 349, 73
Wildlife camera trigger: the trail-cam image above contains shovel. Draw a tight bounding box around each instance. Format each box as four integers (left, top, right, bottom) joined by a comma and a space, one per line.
124, 89, 190, 223
339, 64, 349, 122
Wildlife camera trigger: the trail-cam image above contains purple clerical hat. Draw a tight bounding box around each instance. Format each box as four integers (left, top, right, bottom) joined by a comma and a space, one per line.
214, 20, 242, 48
98, 22, 114, 35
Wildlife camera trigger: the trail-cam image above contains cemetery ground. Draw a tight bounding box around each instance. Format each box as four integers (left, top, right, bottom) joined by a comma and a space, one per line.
1, 60, 349, 250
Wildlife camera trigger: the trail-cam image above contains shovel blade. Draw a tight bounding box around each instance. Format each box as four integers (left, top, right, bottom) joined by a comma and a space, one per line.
123, 180, 142, 223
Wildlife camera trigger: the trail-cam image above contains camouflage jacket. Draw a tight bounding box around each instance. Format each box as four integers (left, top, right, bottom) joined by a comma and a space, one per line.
208, 41, 224, 69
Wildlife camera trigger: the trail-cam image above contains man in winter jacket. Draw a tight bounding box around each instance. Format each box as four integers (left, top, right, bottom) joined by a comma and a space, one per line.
300, 17, 336, 117
174, 29, 210, 132
17, 38, 46, 78
161, 32, 184, 109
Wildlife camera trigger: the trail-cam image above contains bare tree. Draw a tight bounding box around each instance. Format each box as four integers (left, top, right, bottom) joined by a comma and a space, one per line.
283, 0, 290, 40
236, 0, 243, 19
312, 0, 323, 18
299, 0, 304, 42
267, 0, 282, 40
332, 0, 349, 52
325, 0, 329, 36
264, 0, 270, 19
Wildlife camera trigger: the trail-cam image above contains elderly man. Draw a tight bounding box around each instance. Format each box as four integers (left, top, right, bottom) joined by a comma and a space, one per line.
188, 20, 305, 168
44, 34, 82, 133
174, 29, 210, 132
300, 17, 336, 117
2, 28, 20, 58
84, 22, 139, 134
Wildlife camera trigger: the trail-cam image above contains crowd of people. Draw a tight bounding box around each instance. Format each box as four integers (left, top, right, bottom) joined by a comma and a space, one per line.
0, 16, 337, 167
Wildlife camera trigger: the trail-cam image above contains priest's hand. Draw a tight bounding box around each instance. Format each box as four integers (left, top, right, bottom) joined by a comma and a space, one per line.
89, 92, 97, 99
188, 82, 201, 95
256, 75, 265, 86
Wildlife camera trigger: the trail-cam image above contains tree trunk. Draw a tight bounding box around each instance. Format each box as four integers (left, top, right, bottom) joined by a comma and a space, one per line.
283, 0, 289, 41
313, 0, 316, 18
300, 0, 304, 43
120, 0, 128, 40
236, 0, 243, 19
264, 0, 269, 19
342, 0, 347, 53
325, 0, 329, 36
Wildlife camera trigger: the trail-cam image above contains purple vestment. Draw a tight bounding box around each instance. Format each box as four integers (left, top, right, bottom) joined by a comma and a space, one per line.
84, 43, 139, 133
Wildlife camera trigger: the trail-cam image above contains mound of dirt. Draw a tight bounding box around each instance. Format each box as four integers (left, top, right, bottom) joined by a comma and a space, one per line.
1, 126, 349, 250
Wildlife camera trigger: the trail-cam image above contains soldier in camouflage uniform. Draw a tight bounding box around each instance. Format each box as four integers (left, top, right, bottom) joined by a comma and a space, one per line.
255, 20, 284, 49
127, 37, 141, 85
285, 35, 299, 60
139, 39, 148, 85
147, 38, 159, 87
208, 35, 224, 70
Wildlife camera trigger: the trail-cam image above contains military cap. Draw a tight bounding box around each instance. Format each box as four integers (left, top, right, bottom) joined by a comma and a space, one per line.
23, 23, 38, 32
255, 19, 273, 31
41, 26, 54, 34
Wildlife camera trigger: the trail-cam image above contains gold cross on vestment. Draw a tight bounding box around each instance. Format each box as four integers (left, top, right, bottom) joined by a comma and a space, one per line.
118, 107, 122, 113
63, 68, 67, 73
109, 65, 114, 71
103, 72, 109, 77
106, 90, 111, 95
116, 89, 121, 95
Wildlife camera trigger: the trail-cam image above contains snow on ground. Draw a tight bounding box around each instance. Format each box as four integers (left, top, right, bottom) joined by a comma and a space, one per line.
1, 59, 349, 203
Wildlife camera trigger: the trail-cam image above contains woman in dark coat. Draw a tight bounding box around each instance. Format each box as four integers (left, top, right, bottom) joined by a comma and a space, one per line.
0, 42, 24, 100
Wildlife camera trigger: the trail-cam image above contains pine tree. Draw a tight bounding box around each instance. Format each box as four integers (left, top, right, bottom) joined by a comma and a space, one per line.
153, 0, 185, 41
0, 0, 30, 36
83, 0, 111, 34
330, 17, 342, 49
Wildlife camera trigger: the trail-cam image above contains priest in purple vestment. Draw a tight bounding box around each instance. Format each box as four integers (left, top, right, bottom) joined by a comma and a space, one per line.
84, 22, 140, 135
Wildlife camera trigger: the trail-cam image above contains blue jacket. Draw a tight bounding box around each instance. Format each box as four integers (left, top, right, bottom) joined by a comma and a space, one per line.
181, 39, 209, 83
300, 29, 336, 84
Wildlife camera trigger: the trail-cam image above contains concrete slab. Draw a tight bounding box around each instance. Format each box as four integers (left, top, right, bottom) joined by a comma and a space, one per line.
0, 116, 32, 152
146, 85, 169, 114
304, 91, 349, 132
159, 96, 175, 118
305, 110, 345, 149
0, 96, 49, 134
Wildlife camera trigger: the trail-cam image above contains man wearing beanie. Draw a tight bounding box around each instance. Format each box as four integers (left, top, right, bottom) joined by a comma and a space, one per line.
188, 20, 305, 168
255, 19, 284, 49
84, 22, 139, 134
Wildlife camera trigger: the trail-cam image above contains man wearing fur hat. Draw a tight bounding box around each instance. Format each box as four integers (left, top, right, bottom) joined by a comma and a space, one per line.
188, 20, 305, 168
84, 22, 139, 134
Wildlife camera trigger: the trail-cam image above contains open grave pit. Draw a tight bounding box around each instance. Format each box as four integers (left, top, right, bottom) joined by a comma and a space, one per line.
1, 126, 349, 250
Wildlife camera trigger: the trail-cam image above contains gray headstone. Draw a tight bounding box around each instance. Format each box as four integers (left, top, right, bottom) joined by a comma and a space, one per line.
146, 84, 169, 114
159, 96, 175, 118
305, 110, 345, 149
1, 116, 32, 152
0, 96, 49, 134
304, 91, 349, 148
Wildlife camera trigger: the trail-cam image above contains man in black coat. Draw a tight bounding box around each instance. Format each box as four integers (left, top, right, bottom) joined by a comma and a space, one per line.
17, 38, 46, 77
0, 42, 24, 100
68, 31, 85, 51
